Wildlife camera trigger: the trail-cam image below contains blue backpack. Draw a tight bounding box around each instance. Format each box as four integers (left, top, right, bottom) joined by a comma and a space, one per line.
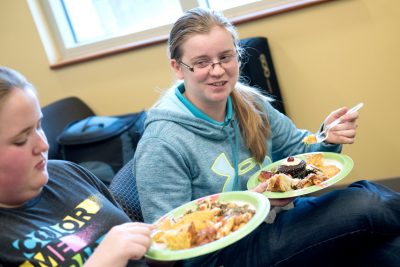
57, 111, 146, 185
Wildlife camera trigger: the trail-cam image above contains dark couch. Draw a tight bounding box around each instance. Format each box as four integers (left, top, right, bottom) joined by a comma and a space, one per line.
41, 96, 96, 160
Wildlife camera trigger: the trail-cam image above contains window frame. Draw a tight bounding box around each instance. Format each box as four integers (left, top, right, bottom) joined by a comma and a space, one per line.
28, 0, 330, 69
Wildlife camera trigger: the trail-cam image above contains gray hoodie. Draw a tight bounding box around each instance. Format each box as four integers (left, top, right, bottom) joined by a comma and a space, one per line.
133, 83, 341, 223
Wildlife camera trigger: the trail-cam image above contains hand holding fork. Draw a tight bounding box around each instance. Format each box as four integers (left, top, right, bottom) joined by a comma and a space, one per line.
303, 103, 364, 145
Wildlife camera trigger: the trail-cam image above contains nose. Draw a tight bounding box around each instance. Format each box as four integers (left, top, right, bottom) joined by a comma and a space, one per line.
209, 62, 225, 75
33, 129, 49, 155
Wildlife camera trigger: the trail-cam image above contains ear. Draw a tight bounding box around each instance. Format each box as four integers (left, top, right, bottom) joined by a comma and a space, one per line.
171, 59, 184, 80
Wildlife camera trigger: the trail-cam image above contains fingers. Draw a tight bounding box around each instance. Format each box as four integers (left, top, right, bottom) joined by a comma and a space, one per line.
119, 222, 154, 232
250, 184, 295, 207
340, 108, 360, 123
129, 222, 154, 231
326, 107, 347, 124
332, 120, 358, 132
325, 105, 360, 144
88, 223, 154, 266
120, 223, 154, 246
107, 222, 154, 249
327, 123, 358, 144
326, 105, 361, 126
250, 181, 268, 193
269, 197, 294, 207
128, 234, 152, 258
331, 129, 357, 144
120, 224, 153, 260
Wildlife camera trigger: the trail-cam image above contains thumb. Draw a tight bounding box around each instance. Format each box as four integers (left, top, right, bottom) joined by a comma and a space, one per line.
250, 181, 268, 193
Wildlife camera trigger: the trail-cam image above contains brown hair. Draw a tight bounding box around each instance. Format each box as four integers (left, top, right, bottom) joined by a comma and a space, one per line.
0, 66, 35, 107
168, 8, 270, 163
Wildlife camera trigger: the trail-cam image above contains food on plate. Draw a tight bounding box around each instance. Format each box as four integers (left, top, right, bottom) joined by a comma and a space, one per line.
258, 153, 341, 192
152, 198, 255, 250
264, 173, 299, 192
277, 156, 307, 178
303, 134, 317, 145
306, 153, 324, 167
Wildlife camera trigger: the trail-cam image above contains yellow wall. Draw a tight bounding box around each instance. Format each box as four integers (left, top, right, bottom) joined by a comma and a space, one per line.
1, 0, 399, 184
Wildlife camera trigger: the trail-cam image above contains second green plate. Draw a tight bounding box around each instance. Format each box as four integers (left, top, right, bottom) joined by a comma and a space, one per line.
247, 152, 353, 199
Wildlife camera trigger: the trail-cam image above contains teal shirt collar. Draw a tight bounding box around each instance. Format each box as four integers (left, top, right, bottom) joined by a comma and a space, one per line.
175, 83, 232, 126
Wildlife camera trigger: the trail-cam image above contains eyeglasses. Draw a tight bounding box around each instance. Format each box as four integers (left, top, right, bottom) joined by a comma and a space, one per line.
179, 53, 238, 73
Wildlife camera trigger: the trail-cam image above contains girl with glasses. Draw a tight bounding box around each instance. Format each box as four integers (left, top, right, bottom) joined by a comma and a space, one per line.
134, 7, 400, 267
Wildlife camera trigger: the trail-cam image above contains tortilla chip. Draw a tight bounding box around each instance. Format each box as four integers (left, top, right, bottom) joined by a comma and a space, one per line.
152, 210, 215, 250
156, 217, 174, 231
306, 153, 324, 167
176, 210, 215, 231
160, 223, 193, 250
319, 165, 340, 178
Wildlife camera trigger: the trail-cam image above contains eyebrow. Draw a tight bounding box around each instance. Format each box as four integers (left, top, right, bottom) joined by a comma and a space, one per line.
190, 49, 236, 61
12, 127, 32, 140
12, 115, 42, 140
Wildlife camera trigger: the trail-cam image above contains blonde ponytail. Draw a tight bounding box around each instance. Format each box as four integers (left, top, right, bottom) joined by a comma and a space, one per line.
231, 83, 271, 163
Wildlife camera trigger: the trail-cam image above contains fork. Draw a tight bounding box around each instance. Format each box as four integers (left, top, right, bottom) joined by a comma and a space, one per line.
314, 102, 364, 143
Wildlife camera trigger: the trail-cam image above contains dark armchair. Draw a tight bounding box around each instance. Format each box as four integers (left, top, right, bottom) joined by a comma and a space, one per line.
41, 96, 95, 159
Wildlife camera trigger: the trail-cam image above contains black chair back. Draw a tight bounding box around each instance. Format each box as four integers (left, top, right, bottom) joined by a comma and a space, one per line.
109, 159, 144, 222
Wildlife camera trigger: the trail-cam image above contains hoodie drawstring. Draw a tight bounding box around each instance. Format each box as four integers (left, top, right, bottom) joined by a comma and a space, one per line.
225, 120, 240, 191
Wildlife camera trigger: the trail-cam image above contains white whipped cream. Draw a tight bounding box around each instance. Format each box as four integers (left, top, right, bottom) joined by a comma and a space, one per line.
281, 157, 302, 166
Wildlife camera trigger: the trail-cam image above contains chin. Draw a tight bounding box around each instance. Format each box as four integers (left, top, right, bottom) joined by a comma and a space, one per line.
210, 90, 230, 100
36, 170, 49, 188
42, 171, 49, 184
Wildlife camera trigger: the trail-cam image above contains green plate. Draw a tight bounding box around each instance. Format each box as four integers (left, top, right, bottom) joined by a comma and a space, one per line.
145, 191, 270, 261
247, 152, 353, 199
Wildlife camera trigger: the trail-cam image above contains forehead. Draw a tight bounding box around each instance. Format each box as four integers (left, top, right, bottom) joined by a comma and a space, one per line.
181, 26, 236, 59
0, 88, 40, 137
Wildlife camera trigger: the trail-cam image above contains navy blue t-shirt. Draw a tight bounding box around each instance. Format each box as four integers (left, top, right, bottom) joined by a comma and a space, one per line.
0, 160, 147, 267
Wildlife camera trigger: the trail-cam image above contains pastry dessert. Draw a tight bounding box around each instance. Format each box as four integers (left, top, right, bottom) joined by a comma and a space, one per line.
277, 156, 307, 178
265, 173, 299, 192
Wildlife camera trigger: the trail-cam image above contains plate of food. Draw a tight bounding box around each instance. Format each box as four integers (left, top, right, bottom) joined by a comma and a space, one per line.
145, 191, 270, 261
247, 152, 353, 199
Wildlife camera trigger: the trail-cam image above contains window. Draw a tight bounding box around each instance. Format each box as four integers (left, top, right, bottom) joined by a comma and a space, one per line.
28, 0, 328, 68
58, 0, 183, 46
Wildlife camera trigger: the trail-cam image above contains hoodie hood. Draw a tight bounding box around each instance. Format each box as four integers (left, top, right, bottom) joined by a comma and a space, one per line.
146, 83, 234, 142
146, 109, 229, 141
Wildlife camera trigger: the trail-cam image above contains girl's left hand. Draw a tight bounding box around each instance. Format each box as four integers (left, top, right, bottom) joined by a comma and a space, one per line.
250, 181, 294, 207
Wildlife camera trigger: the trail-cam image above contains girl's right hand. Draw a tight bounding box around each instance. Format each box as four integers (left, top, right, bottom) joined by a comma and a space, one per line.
84, 222, 154, 267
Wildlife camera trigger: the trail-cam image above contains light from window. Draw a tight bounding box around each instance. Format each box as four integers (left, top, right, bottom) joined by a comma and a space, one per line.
28, 0, 327, 68
62, 0, 183, 46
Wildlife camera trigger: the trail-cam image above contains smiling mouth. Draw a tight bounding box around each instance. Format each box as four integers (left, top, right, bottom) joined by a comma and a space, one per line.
208, 81, 227, 86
